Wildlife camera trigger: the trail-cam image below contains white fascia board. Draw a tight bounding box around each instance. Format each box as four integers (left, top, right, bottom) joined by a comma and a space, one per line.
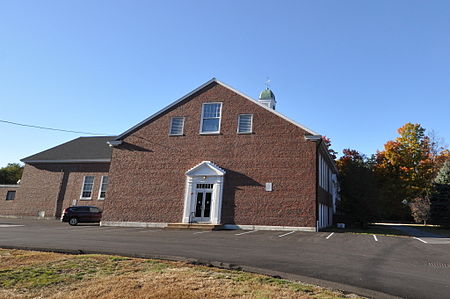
0, 185, 20, 188
186, 160, 226, 176
115, 78, 218, 140
115, 77, 320, 140
23, 159, 111, 164
107, 140, 122, 147
304, 135, 338, 173
214, 79, 320, 136
304, 135, 322, 141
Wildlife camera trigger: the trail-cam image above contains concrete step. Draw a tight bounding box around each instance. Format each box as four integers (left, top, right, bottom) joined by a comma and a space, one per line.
166, 223, 223, 230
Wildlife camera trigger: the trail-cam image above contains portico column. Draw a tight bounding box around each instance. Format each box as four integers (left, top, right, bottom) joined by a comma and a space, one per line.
210, 178, 224, 225
182, 177, 194, 223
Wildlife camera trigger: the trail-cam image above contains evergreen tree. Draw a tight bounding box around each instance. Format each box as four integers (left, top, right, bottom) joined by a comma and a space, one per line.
430, 161, 450, 226
434, 161, 450, 184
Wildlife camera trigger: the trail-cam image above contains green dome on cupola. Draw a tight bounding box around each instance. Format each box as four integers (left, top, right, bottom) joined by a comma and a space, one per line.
259, 88, 275, 100
258, 86, 277, 110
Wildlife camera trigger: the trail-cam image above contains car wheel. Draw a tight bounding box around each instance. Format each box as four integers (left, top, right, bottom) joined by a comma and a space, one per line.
69, 218, 78, 226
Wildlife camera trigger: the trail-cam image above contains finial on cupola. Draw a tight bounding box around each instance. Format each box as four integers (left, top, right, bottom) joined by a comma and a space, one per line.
258, 78, 276, 110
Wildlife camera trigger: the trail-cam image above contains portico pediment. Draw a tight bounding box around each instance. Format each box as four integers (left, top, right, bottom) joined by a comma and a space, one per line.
186, 161, 225, 177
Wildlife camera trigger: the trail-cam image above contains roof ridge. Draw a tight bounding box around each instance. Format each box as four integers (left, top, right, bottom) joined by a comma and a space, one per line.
115, 78, 319, 140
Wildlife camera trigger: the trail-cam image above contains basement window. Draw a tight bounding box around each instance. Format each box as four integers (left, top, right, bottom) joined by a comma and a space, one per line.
237, 114, 253, 134
80, 176, 94, 199
98, 176, 109, 200
169, 117, 185, 136
5, 191, 15, 200
200, 103, 222, 134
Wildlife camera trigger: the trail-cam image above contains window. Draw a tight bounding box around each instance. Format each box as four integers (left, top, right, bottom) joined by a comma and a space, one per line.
237, 114, 253, 133
80, 176, 94, 199
5, 191, 15, 200
90, 207, 102, 213
200, 103, 222, 134
169, 117, 185, 135
196, 184, 213, 189
98, 176, 109, 199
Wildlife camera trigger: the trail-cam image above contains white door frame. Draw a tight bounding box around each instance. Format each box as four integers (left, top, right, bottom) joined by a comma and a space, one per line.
192, 188, 213, 223
182, 161, 225, 225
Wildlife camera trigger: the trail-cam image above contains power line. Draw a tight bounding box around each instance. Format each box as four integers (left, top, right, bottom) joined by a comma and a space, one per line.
0, 119, 110, 136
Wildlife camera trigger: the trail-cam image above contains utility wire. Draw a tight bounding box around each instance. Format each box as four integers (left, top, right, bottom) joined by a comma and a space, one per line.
0, 119, 110, 136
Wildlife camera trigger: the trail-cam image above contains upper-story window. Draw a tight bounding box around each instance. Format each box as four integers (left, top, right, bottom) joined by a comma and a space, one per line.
237, 114, 253, 134
98, 176, 109, 200
200, 103, 222, 134
80, 176, 94, 199
169, 117, 185, 136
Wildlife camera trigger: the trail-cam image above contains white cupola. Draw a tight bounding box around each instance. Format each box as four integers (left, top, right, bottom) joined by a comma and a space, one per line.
258, 87, 276, 110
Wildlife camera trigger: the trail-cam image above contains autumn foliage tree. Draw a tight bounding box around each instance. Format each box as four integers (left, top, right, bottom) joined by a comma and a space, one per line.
374, 123, 435, 220
409, 197, 431, 225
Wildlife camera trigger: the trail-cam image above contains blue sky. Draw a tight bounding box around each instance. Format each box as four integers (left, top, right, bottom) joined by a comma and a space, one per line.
1, 1, 449, 167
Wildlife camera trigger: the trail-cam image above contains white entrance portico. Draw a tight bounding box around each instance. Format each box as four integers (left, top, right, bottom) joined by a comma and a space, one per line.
182, 161, 225, 224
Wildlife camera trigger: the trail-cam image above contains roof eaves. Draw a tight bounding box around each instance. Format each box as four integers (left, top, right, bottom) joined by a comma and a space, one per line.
115, 77, 320, 140
21, 159, 111, 164
115, 78, 219, 140
214, 79, 320, 136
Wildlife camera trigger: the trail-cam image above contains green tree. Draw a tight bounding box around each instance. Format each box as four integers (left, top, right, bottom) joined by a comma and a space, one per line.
434, 161, 450, 184
430, 161, 450, 226
0, 163, 24, 184
337, 149, 379, 227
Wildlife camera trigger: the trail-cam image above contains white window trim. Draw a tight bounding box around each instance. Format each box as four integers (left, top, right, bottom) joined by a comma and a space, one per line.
80, 176, 94, 200
237, 114, 253, 134
98, 175, 108, 200
169, 116, 185, 136
199, 102, 222, 134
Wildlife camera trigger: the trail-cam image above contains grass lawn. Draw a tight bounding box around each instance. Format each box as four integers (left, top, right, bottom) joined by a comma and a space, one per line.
322, 225, 411, 237
0, 248, 364, 299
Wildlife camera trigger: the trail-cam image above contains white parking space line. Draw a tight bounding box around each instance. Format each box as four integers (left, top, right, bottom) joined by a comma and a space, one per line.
326, 232, 334, 239
373, 235, 378, 242
278, 231, 295, 238
413, 237, 428, 244
193, 231, 210, 234
235, 230, 257, 236
138, 229, 162, 233
0, 224, 24, 227
74, 226, 100, 228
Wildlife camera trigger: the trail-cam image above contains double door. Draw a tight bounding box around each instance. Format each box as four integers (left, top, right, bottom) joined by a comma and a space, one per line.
194, 189, 212, 223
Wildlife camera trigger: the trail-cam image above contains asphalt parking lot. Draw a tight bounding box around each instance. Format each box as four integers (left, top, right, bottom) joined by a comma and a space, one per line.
1, 217, 450, 299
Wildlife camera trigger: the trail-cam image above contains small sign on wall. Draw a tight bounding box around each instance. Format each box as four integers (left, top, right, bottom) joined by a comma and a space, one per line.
265, 182, 273, 192
72, 200, 77, 206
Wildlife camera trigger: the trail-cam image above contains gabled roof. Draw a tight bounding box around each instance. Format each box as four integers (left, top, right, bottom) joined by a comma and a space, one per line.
186, 161, 226, 176
21, 136, 116, 164
115, 78, 319, 140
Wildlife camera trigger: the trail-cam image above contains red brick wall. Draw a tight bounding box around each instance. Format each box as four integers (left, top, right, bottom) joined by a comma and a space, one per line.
0, 185, 21, 215
0, 163, 109, 218
104, 82, 318, 227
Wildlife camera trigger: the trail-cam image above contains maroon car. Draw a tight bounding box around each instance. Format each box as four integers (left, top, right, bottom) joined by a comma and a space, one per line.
61, 206, 102, 226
